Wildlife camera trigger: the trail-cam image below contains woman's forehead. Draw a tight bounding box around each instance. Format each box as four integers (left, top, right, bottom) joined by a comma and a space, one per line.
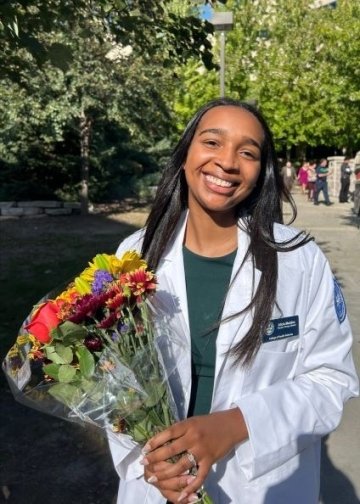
196, 106, 264, 142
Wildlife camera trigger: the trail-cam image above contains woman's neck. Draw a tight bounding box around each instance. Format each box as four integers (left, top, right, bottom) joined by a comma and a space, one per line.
184, 207, 238, 257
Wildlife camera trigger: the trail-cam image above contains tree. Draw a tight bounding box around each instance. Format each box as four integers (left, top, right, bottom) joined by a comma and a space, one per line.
173, 0, 360, 156
0, 1, 216, 77
0, 1, 219, 212
0, 26, 176, 206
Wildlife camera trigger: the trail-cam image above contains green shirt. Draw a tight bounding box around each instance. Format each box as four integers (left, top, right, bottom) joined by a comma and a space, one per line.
183, 246, 237, 417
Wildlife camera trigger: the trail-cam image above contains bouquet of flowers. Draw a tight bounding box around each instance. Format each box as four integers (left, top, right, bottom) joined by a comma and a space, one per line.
3, 250, 212, 503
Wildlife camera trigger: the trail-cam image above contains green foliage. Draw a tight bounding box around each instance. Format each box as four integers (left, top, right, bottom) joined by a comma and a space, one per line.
0, 0, 216, 76
174, 0, 360, 154
172, 60, 219, 131
0, 1, 217, 205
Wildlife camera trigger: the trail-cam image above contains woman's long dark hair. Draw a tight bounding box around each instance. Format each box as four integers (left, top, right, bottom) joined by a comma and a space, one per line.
142, 98, 312, 366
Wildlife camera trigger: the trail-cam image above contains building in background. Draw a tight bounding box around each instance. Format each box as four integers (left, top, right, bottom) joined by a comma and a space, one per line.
311, 0, 337, 8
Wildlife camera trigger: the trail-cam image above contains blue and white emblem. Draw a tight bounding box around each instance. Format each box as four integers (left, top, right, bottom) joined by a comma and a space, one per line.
333, 277, 346, 323
265, 321, 275, 336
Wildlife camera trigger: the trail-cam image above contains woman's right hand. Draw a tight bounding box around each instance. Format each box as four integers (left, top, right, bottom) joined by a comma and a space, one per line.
142, 408, 248, 503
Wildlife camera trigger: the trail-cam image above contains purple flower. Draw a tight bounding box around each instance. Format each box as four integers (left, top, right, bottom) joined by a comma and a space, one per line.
111, 332, 120, 342
92, 270, 113, 294
118, 322, 129, 334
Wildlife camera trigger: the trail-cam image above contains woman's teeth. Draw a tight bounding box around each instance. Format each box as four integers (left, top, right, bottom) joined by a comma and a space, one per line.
206, 175, 233, 188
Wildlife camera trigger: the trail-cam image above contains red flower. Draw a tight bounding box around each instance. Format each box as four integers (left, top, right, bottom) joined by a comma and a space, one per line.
98, 312, 118, 329
106, 288, 125, 310
121, 268, 156, 297
25, 301, 62, 344
84, 335, 103, 352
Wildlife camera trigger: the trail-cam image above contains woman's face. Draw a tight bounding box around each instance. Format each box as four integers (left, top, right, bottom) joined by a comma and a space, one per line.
184, 105, 264, 220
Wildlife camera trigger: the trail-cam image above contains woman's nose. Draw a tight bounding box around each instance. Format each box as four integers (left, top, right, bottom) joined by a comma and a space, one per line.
215, 147, 238, 172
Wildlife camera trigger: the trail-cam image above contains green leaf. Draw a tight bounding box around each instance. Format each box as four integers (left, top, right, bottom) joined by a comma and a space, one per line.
131, 421, 149, 443
77, 346, 95, 379
45, 342, 73, 364
51, 321, 87, 345
143, 380, 166, 408
48, 382, 81, 407
43, 362, 60, 380
55, 343, 73, 364
45, 346, 66, 364
116, 389, 143, 417
58, 364, 77, 383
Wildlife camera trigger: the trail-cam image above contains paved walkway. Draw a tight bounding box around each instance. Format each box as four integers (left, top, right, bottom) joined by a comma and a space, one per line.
285, 191, 360, 504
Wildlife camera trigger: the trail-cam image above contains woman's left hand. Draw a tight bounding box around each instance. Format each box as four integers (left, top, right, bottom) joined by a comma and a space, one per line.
142, 408, 248, 502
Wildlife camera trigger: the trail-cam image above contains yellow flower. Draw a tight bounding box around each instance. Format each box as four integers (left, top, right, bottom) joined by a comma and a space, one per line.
74, 276, 92, 295
79, 265, 96, 283
16, 334, 30, 346
58, 252, 148, 300
28, 334, 44, 360
113, 251, 147, 274
7, 344, 20, 359
56, 285, 78, 303
88, 251, 146, 277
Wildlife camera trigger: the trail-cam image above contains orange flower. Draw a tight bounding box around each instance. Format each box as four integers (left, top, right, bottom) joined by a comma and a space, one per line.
25, 301, 62, 344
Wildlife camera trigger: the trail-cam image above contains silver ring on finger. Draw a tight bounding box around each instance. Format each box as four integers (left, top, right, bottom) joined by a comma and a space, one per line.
186, 450, 197, 468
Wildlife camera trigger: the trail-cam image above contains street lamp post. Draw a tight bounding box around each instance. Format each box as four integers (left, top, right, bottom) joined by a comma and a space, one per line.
211, 11, 234, 97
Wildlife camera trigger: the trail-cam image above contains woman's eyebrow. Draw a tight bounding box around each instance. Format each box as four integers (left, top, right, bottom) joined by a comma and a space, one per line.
198, 127, 226, 136
198, 128, 262, 149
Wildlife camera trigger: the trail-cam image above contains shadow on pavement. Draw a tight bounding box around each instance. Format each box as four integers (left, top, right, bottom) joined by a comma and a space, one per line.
320, 435, 360, 504
339, 212, 360, 229
0, 387, 118, 503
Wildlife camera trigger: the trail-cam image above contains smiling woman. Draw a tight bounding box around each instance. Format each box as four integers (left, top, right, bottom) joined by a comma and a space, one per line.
183, 106, 263, 257
107, 98, 359, 504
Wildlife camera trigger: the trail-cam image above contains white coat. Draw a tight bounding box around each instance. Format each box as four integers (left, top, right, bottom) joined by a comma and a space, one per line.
108, 213, 359, 504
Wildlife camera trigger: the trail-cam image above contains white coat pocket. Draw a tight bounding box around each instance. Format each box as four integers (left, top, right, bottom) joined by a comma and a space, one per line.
242, 346, 298, 396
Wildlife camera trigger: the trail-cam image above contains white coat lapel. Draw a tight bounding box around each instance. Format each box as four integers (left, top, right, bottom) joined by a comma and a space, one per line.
155, 213, 192, 418
156, 212, 190, 335
213, 224, 262, 386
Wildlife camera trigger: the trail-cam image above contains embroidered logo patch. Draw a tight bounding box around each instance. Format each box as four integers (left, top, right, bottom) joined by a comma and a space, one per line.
334, 277, 346, 323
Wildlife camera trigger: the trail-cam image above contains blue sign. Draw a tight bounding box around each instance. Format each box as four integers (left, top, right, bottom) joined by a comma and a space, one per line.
199, 4, 213, 21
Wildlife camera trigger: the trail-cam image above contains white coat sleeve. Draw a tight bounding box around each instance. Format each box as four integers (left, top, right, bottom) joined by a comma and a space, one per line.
107, 429, 144, 481
233, 246, 359, 480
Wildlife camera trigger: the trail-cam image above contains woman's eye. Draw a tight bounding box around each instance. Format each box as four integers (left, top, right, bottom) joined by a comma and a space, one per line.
240, 150, 258, 159
203, 139, 218, 147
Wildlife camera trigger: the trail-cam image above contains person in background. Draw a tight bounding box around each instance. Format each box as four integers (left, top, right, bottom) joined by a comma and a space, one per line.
297, 161, 309, 195
306, 160, 317, 201
339, 158, 352, 203
108, 98, 358, 504
314, 158, 332, 206
281, 160, 296, 192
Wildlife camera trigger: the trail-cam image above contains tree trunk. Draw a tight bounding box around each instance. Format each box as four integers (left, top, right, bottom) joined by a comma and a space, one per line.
79, 109, 92, 215
295, 143, 307, 162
